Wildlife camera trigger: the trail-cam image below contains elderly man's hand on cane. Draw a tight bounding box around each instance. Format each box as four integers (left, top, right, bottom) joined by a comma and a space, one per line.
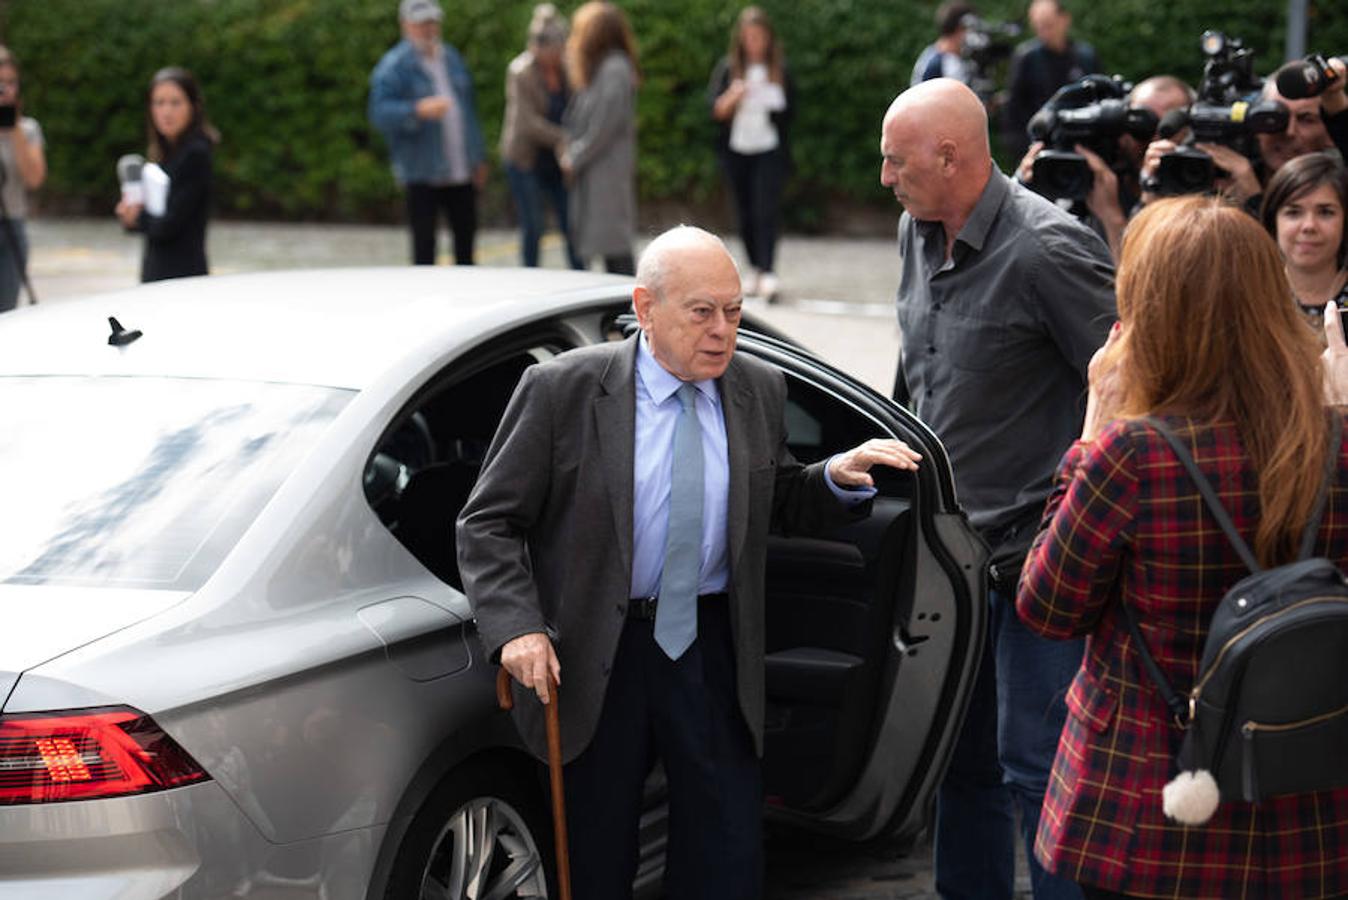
1323, 302, 1348, 406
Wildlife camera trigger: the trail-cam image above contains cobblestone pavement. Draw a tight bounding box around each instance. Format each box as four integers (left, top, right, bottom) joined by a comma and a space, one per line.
21, 217, 1036, 900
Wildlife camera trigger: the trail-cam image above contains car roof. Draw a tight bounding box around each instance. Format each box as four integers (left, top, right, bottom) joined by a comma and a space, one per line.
0, 268, 633, 389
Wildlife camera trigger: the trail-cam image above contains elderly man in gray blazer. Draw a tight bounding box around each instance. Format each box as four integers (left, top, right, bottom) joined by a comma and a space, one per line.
456, 225, 920, 900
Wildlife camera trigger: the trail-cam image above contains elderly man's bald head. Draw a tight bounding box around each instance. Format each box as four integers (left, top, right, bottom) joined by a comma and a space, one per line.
881, 79, 992, 224
636, 225, 738, 302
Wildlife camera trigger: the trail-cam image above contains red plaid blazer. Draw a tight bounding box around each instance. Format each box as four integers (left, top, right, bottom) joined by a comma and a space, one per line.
1017, 415, 1348, 899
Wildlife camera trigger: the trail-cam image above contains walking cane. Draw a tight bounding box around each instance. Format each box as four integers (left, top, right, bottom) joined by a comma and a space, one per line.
497, 667, 573, 900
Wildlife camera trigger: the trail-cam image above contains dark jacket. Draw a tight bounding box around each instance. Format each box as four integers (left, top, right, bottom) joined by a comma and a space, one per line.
137, 133, 212, 283
456, 336, 863, 762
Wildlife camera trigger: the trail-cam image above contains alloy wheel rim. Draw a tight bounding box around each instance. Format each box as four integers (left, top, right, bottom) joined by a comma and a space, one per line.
420, 795, 548, 900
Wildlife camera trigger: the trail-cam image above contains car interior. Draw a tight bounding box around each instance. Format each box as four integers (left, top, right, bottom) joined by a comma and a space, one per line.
364, 326, 919, 815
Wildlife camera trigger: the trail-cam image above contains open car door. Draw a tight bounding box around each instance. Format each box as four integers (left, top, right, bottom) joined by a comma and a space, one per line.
737, 328, 988, 842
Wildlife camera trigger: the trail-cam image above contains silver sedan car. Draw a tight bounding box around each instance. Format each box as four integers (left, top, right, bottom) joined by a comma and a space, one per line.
0, 267, 986, 899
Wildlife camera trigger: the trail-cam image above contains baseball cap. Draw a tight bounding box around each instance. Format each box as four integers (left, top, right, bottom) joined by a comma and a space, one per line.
399, 0, 443, 23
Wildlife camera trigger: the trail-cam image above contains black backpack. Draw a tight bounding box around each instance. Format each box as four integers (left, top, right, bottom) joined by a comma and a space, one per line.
1122, 417, 1348, 826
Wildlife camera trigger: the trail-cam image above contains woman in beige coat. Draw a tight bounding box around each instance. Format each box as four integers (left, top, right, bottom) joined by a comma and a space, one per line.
560, 1, 639, 274
502, 4, 582, 268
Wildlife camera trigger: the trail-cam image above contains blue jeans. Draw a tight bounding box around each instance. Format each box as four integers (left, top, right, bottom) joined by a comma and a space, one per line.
934, 587, 1084, 900
0, 218, 29, 313
504, 162, 582, 269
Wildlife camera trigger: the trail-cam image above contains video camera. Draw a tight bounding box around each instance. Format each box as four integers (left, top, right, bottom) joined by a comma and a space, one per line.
960, 14, 1020, 103
1149, 31, 1289, 196
1025, 74, 1158, 203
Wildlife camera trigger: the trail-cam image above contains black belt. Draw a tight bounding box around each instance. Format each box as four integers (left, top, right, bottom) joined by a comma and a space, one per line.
627, 592, 728, 620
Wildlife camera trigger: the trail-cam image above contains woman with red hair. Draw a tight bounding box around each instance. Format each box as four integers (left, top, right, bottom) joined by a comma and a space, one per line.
1018, 196, 1348, 899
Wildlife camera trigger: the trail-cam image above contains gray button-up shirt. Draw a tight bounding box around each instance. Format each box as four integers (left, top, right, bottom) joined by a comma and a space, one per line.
896, 166, 1115, 560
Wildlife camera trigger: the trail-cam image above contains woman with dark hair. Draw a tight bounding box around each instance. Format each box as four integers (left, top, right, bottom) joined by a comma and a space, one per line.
709, 6, 793, 302
560, 0, 638, 274
115, 67, 217, 282
1016, 196, 1348, 899
0, 46, 45, 313
502, 3, 581, 269
1260, 151, 1348, 330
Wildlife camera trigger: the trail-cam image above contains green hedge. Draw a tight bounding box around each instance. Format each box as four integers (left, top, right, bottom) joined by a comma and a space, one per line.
4, 0, 1346, 226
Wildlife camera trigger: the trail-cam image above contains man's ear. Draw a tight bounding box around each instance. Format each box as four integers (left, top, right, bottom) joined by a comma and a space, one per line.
937, 139, 959, 175
632, 284, 654, 328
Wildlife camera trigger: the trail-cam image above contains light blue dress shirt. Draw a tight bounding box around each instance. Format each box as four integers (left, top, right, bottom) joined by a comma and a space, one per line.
628, 334, 875, 600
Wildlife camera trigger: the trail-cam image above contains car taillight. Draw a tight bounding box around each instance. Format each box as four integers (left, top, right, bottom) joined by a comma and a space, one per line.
0, 706, 209, 805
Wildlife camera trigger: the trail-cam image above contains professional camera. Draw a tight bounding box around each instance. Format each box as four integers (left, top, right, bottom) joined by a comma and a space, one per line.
1149, 31, 1289, 196
1024, 74, 1158, 203
960, 14, 1020, 103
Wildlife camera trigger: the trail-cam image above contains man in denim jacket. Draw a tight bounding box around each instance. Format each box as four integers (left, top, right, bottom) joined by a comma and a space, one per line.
369, 0, 487, 265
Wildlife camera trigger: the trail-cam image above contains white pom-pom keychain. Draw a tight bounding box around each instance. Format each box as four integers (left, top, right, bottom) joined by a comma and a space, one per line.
1162, 769, 1221, 825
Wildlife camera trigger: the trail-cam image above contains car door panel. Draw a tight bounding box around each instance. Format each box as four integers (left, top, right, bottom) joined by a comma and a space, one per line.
739, 334, 987, 841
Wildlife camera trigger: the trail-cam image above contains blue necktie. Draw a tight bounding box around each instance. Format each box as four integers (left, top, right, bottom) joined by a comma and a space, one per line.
655, 381, 703, 660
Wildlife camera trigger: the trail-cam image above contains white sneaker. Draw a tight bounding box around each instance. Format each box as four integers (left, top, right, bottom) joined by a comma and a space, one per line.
759, 272, 780, 303
741, 269, 760, 298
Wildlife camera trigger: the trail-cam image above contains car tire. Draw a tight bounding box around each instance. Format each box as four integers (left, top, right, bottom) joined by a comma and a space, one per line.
384, 759, 555, 899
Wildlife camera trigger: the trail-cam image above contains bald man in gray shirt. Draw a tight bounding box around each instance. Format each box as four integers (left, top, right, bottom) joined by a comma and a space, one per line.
881, 78, 1115, 900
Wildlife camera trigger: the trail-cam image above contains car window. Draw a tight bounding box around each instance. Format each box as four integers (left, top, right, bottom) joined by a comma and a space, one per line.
0, 376, 352, 590
366, 343, 566, 589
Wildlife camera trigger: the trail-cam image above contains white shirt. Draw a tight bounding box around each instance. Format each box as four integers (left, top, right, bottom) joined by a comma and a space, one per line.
728, 64, 785, 156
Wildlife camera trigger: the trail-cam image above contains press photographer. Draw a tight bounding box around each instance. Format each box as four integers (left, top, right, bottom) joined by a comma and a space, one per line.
910, 3, 1020, 107
0, 45, 46, 313
1274, 52, 1348, 158
1016, 74, 1190, 259
1141, 32, 1334, 210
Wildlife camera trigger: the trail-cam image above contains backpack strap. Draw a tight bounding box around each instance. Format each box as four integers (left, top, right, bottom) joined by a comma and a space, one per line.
1122, 412, 1343, 727
1119, 600, 1190, 726
1141, 417, 1262, 574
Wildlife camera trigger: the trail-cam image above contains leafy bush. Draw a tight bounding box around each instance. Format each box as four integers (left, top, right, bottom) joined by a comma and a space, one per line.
5, 0, 1346, 226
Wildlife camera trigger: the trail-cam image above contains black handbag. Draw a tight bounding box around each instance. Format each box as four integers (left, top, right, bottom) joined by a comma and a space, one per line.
1121, 416, 1348, 825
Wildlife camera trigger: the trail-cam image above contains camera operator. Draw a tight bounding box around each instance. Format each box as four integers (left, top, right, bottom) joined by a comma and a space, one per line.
1016, 75, 1192, 261
1141, 68, 1335, 212
1276, 54, 1348, 159
1003, 0, 1100, 159
0, 46, 45, 313
911, 2, 977, 86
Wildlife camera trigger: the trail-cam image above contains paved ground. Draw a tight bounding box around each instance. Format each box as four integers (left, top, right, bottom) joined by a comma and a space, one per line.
21, 217, 1033, 899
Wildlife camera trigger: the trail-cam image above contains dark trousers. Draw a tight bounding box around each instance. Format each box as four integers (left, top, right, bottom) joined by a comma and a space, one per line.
722, 148, 787, 274
603, 253, 635, 276
935, 587, 1084, 900
405, 182, 476, 265
564, 598, 762, 900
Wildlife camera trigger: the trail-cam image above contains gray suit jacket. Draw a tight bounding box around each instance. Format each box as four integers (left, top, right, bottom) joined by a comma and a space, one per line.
457, 335, 863, 762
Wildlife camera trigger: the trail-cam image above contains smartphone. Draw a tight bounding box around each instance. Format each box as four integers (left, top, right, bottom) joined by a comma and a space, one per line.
1340, 302, 1348, 338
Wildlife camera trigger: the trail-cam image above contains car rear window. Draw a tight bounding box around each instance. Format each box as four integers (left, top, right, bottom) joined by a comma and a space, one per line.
0, 376, 352, 590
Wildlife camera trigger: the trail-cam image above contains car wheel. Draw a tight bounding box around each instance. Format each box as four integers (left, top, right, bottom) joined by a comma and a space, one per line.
386, 760, 554, 900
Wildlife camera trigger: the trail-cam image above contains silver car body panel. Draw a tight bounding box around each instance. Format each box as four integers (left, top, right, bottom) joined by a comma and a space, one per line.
0, 779, 384, 900
0, 267, 983, 895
